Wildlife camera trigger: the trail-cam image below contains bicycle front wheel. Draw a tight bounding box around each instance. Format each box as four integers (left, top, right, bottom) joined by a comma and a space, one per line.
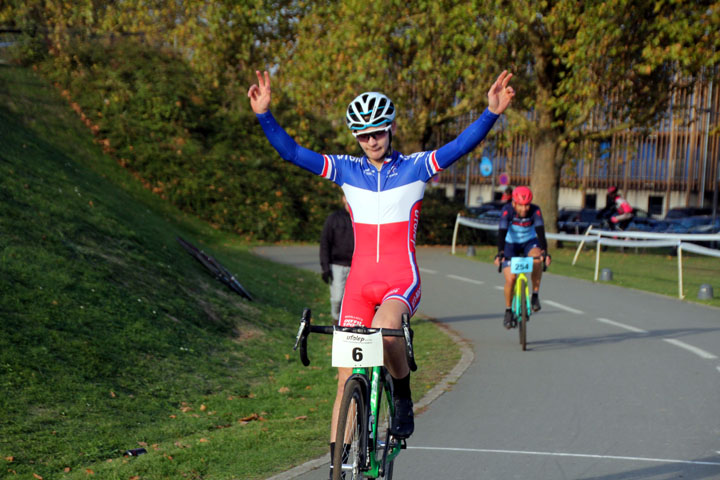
334, 379, 367, 480
519, 278, 528, 351
376, 369, 395, 479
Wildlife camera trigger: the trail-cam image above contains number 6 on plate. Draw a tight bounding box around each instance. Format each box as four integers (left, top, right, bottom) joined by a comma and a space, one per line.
332, 331, 384, 368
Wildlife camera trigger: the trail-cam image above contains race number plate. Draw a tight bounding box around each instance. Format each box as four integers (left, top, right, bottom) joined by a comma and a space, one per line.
510, 257, 533, 274
332, 330, 384, 368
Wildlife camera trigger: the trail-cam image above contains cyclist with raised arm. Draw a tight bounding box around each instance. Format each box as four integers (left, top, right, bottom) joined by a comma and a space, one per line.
599, 185, 634, 231
248, 69, 514, 476
493, 186, 552, 329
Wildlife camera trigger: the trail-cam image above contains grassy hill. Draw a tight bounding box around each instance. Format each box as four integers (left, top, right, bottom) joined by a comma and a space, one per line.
0, 65, 460, 479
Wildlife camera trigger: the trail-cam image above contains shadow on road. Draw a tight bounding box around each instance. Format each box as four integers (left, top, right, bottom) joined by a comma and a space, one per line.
578, 455, 720, 480
434, 313, 499, 323
529, 327, 720, 352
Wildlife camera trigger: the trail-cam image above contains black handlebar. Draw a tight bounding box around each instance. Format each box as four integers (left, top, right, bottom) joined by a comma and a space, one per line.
497, 254, 548, 273
293, 308, 417, 372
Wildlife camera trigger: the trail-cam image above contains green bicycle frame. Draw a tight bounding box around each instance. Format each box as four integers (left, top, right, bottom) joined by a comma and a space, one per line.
352, 365, 401, 478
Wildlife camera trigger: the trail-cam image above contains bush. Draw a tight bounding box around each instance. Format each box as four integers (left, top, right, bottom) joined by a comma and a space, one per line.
37, 37, 340, 241
417, 187, 477, 245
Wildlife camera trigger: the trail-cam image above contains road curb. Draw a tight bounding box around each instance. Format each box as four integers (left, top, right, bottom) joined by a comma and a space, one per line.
264, 319, 475, 480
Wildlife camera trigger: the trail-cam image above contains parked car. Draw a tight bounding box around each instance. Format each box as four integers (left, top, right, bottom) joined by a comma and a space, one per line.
466, 200, 507, 217
687, 216, 720, 234
664, 207, 712, 220
626, 208, 664, 232
557, 208, 604, 234
473, 209, 502, 244
665, 215, 716, 234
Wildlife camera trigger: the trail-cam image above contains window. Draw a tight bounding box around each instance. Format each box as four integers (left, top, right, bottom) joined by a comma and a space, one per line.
584, 194, 597, 209
648, 196, 663, 216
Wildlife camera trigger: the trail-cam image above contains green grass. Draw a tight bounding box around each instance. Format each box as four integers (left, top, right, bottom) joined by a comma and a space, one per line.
0, 64, 459, 479
459, 244, 720, 309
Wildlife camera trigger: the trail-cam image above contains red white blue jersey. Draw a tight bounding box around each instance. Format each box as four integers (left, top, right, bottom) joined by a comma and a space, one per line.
256, 109, 499, 326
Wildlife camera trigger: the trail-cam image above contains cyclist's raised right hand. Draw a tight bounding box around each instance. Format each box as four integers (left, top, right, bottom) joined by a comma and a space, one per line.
247, 70, 271, 114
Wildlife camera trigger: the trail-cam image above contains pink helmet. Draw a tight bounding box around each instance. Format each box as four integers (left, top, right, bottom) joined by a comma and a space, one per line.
512, 186, 533, 205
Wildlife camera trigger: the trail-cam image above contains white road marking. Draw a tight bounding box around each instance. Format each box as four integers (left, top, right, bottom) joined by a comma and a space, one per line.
407, 446, 720, 466
596, 318, 648, 333
446, 274, 484, 285
662, 339, 718, 360
420, 268, 437, 274
543, 300, 584, 315
597, 318, 717, 361
493, 285, 504, 291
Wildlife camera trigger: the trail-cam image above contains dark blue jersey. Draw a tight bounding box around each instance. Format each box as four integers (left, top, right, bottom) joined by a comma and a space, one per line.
498, 203, 544, 244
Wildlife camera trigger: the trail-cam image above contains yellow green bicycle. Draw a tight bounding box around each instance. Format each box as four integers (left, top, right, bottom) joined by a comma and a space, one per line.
498, 255, 546, 351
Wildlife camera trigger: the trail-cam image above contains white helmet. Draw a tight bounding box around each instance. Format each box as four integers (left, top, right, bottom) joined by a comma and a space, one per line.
346, 92, 396, 132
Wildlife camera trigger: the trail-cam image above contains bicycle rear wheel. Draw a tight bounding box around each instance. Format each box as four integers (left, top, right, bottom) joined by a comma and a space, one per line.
519, 278, 528, 351
375, 369, 395, 479
334, 379, 367, 480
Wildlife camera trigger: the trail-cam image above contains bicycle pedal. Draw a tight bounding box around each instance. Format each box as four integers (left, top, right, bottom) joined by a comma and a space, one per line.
401, 439, 407, 449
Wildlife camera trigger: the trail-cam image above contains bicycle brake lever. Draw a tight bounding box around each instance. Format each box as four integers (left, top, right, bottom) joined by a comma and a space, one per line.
293, 319, 307, 351
402, 314, 417, 372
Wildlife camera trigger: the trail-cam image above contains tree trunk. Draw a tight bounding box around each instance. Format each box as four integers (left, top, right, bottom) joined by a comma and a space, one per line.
530, 103, 561, 249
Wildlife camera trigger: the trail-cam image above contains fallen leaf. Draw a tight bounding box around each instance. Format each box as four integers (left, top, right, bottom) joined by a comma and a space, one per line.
200, 404, 207, 412
33, 474, 43, 480
295, 416, 308, 420
239, 413, 259, 423
110, 391, 116, 398
199, 438, 208, 443
278, 387, 290, 394
5, 456, 14, 462
86, 468, 94, 474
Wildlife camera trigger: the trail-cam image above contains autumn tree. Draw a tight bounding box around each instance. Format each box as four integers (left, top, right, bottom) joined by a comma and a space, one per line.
284, 0, 502, 154
485, 0, 720, 233
283, 0, 720, 231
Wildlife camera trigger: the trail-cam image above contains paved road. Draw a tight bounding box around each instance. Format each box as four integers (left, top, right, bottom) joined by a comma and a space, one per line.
256, 245, 720, 480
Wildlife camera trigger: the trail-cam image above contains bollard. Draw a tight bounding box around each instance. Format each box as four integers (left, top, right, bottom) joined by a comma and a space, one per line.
698, 284, 713, 300
467, 245, 476, 257
600, 268, 613, 281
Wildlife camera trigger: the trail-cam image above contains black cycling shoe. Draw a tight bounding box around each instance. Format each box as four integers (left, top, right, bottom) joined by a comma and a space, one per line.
390, 397, 414, 439
531, 294, 541, 312
503, 309, 514, 329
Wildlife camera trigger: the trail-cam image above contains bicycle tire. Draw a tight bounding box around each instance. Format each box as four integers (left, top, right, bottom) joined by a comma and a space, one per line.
176, 236, 253, 301
333, 379, 366, 480
519, 277, 528, 351
376, 369, 395, 479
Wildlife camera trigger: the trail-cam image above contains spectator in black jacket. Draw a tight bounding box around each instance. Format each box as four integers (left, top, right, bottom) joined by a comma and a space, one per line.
320, 196, 354, 324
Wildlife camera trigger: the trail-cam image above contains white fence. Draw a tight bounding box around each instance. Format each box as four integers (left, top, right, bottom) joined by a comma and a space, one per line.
451, 214, 720, 299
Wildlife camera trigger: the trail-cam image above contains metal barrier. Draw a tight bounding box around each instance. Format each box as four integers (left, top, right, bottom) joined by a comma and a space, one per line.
452, 214, 720, 299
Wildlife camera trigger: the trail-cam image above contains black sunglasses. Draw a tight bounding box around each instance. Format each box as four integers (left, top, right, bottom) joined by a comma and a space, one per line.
355, 128, 390, 142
